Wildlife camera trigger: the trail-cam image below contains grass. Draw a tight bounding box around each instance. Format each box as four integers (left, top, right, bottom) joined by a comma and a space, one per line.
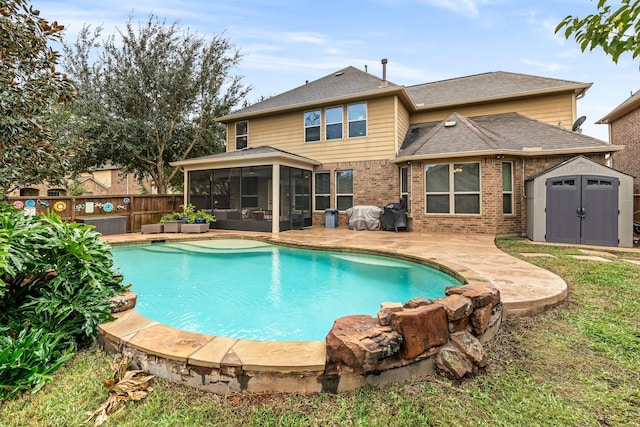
1, 237, 639, 426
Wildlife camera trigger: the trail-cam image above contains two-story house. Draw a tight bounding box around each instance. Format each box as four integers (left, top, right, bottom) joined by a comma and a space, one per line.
173, 62, 626, 240
596, 90, 640, 192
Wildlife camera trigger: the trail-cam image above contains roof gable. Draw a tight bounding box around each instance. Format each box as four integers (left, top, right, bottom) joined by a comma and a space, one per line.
221, 66, 395, 120
406, 71, 590, 108
597, 89, 640, 124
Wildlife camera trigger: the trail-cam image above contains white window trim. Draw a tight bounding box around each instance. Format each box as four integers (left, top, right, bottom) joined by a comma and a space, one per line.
314, 171, 331, 211
424, 162, 482, 215
347, 102, 367, 138
304, 109, 321, 143
502, 161, 514, 215
325, 105, 344, 141
335, 169, 354, 211
235, 121, 248, 150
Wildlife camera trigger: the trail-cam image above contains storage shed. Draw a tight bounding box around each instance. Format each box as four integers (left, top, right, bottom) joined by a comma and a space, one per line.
526, 156, 634, 247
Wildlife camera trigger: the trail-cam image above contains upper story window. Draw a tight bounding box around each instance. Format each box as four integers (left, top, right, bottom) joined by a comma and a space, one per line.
425, 162, 480, 214
304, 110, 321, 142
235, 121, 248, 149
325, 106, 343, 140
347, 102, 367, 138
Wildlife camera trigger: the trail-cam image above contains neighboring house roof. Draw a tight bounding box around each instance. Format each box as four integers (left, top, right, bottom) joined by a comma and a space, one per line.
76, 175, 109, 190
596, 89, 640, 124
395, 112, 621, 163
407, 72, 591, 110
171, 146, 321, 168
218, 66, 404, 122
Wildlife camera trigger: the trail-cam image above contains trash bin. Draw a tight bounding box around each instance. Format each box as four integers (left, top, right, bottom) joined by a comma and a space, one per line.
325, 208, 338, 228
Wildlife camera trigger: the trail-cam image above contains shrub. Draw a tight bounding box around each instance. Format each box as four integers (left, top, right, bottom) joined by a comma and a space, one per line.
0, 204, 125, 398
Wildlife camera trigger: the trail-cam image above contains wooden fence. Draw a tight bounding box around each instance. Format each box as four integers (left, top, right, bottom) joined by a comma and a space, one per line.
7, 194, 184, 233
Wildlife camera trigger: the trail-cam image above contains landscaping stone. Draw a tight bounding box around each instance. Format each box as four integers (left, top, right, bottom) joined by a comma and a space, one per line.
450, 331, 487, 367
436, 343, 475, 379
109, 291, 137, 313
403, 297, 433, 309
470, 304, 494, 335
445, 284, 500, 308
377, 302, 404, 326
325, 315, 403, 375
391, 304, 449, 359
437, 294, 473, 321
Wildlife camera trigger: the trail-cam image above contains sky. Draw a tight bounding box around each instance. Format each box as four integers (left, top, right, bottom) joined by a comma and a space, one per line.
36, 0, 640, 141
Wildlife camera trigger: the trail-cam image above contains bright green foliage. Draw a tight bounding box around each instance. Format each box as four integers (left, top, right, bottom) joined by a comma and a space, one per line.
0, 0, 77, 195
0, 327, 74, 399
556, 0, 640, 62
0, 204, 125, 399
60, 15, 251, 193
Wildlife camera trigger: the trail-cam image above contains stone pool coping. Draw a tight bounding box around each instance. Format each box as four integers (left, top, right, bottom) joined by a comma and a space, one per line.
98, 228, 568, 393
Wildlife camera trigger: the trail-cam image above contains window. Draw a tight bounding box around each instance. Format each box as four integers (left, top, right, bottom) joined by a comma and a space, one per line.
502, 162, 513, 214
425, 162, 480, 214
400, 166, 409, 210
20, 188, 39, 196
304, 110, 321, 142
336, 170, 353, 210
325, 106, 343, 140
315, 172, 330, 210
47, 189, 66, 197
235, 121, 248, 149
347, 102, 367, 138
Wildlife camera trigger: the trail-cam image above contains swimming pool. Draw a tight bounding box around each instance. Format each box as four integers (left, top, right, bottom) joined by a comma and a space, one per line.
112, 239, 461, 341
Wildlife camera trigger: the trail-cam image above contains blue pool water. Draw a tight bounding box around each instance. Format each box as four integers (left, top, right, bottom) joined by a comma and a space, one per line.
111, 240, 461, 342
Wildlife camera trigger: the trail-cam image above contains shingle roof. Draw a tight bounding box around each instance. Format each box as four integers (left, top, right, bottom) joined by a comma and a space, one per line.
406, 71, 590, 108
397, 112, 615, 160
596, 89, 640, 124
171, 145, 320, 167
222, 66, 395, 119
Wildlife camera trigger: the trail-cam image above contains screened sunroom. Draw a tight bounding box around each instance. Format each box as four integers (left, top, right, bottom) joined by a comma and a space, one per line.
172, 147, 319, 233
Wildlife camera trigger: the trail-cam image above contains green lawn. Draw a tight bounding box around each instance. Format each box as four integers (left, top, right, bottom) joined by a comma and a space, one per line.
1, 238, 639, 426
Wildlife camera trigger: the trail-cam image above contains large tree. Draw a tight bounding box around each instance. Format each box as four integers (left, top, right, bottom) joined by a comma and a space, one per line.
556, 0, 640, 63
61, 15, 251, 193
0, 0, 76, 196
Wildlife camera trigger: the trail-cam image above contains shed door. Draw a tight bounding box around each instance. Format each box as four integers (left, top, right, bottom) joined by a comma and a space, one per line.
546, 175, 619, 246
581, 176, 618, 246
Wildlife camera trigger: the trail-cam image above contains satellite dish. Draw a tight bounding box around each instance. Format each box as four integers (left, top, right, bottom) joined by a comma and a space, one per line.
572, 116, 586, 132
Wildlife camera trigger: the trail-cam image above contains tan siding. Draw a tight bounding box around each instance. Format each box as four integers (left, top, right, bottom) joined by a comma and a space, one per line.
396, 99, 411, 154
227, 97, 399, 162
410, 93, 575, 128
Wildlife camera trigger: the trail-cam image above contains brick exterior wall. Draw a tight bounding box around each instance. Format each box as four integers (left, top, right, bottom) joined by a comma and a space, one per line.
311, 160, 400, 227
312, 154, 608, 235
610, 108, 640, 192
